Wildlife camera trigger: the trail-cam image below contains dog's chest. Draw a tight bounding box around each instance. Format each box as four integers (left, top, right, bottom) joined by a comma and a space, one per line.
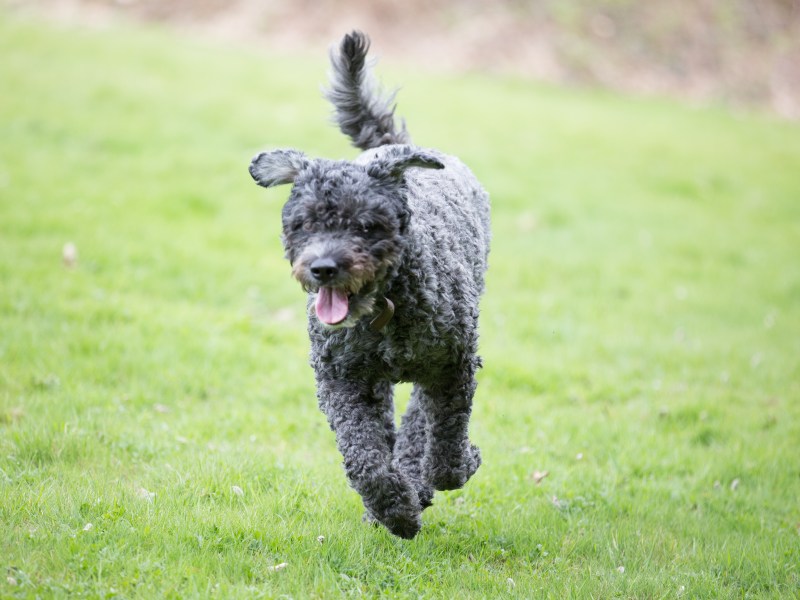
373, 329, 455, 382
312, 322, 455, 385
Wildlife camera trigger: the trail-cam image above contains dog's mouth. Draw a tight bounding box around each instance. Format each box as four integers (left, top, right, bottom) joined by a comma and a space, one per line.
315, 286, 350, 325
312, 280, 381, 327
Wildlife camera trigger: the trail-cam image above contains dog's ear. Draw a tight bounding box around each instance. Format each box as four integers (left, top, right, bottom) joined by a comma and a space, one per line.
249, 149, 309, 188
366, 148, 444, 180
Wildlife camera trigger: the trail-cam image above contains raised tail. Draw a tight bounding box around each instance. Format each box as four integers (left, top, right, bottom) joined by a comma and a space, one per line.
324, 31, 410, 151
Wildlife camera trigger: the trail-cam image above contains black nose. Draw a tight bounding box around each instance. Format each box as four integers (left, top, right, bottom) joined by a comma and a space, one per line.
310, 257, 339, 283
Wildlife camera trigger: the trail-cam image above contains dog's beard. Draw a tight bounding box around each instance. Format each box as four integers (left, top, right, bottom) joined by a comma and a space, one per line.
288, 237, 399, 328
292, 261, 386, 329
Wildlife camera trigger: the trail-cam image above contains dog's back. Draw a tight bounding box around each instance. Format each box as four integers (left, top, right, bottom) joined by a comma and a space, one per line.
355, 146, 490, 296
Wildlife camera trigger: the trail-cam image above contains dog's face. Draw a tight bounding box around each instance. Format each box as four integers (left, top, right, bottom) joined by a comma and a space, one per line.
250, 147, 443, 328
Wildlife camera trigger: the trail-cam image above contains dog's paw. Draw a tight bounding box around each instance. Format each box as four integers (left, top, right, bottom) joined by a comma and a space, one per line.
380, 510, 422, 539
363, 497, 422, 539
427, 442, 482, 491
392, 461, 434, 510
360, 471, 423, 539
416, 485, 434, 510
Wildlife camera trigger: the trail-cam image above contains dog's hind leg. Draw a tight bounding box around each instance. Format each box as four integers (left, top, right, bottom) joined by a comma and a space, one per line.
417, 365, 482, 492
374, 380, 397, 454
317, 378, 422, 539
393, 385, 434, 509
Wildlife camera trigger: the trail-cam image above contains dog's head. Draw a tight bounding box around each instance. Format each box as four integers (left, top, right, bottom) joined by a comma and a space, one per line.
249, 146, 443, 328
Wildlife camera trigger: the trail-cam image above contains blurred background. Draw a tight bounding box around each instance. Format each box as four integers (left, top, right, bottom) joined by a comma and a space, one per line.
6, 0, 800, 119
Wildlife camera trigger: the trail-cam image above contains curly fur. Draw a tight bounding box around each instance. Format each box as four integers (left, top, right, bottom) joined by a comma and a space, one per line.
249, 31, 490, 539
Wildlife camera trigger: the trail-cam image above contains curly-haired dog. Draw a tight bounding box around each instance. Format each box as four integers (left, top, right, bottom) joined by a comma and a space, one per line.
249, 31, 490, 539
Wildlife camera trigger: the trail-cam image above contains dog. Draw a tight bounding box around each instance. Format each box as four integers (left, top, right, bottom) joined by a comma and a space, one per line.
249, 31, 490, 539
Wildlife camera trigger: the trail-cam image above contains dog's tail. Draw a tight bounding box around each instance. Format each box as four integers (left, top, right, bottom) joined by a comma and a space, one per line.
324, 31, 411, 151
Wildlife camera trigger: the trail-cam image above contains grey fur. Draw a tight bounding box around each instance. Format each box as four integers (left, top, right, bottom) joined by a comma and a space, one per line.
249, 31, 490, 539
250, 149, 309, 188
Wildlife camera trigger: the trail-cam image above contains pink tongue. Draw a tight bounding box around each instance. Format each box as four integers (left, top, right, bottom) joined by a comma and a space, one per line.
315, 287, 349, 324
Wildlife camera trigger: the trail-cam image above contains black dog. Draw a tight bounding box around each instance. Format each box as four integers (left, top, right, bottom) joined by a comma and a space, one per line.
249, 32, 490, 538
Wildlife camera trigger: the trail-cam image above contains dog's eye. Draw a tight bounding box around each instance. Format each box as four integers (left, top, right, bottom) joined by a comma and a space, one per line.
360, 223, 383, 236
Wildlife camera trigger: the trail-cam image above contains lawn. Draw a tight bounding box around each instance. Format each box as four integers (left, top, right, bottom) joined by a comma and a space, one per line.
1, 13, 799, 599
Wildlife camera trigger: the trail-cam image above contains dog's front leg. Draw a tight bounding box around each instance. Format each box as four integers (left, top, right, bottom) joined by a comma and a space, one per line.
317, 378, 422, 539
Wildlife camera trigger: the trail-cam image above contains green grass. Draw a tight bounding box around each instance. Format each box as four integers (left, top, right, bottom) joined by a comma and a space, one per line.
1, 13, 799, 599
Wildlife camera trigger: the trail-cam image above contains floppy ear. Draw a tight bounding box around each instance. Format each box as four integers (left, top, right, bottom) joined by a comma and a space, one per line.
366, 148, 444, 180
249, 149, 309, 188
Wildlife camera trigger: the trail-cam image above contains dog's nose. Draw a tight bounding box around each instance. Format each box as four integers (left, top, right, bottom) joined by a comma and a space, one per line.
310, 257, 340, 283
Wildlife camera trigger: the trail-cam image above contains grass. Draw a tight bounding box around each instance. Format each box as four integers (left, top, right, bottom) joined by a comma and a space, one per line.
1, 12, 799, 599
